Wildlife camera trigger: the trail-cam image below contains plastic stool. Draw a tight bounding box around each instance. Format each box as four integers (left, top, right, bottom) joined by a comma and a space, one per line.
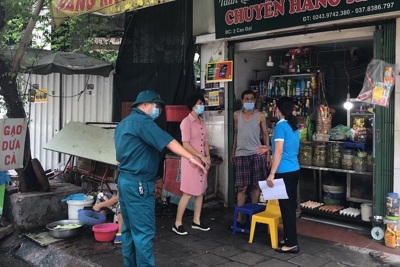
232, 203, 266, 234
248, 200, 283, 248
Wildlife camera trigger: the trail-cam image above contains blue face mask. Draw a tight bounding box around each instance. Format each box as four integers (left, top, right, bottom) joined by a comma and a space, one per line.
150, 106, 160, 120
195, 105, 205, 115
243, 103, 255, 110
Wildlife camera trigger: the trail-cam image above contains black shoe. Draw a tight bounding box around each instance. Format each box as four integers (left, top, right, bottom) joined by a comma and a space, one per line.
278, 241, 285, 248
172, 225, 188, 236
191, 222, 210, 231
275, 246, 299, 254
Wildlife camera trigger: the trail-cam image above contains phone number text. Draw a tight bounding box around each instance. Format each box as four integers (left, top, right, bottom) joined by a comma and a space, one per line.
303, 2, 395, 23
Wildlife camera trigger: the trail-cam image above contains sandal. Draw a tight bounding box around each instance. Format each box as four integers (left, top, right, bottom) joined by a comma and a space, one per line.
275, 245, 299, 254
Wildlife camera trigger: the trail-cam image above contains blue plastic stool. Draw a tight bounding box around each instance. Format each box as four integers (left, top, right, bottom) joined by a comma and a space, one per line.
232, 203, 266, 234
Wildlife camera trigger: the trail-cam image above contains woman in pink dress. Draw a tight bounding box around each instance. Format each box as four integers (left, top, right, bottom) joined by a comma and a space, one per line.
172, 94, 211, 235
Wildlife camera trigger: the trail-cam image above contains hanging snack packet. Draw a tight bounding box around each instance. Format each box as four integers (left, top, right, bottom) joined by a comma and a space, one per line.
357, 59, 397, 107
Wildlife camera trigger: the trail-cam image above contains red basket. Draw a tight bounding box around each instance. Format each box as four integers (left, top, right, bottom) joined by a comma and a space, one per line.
92, 223, 119, 242
165, 105, 189, 122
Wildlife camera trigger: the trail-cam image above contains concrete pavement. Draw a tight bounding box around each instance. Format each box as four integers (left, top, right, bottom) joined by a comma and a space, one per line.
1, 204, 399, 267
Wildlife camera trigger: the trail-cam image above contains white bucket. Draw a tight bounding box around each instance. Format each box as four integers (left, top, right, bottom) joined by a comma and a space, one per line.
361, 203, 372, 221
67, 195, 94, 219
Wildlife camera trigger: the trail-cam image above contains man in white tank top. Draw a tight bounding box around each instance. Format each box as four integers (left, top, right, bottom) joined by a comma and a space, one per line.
232, 89, 271, 225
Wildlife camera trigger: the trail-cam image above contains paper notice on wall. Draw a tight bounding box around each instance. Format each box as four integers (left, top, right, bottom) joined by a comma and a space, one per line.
0, 119, 27, 171
259, 179, 288, 200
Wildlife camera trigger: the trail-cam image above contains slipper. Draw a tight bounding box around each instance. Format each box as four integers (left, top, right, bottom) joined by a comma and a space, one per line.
275, 246, 299, 254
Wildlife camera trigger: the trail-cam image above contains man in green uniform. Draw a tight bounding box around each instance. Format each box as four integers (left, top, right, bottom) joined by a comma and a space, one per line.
115, 90, 206, 267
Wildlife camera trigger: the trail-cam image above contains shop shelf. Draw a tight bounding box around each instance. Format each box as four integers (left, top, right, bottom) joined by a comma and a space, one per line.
301, 207, 370, 226
300, 165, 373, 176
347, 197, 373, 203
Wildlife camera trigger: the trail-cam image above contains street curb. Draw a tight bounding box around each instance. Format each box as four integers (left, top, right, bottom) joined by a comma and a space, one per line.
15, 238, 101, 267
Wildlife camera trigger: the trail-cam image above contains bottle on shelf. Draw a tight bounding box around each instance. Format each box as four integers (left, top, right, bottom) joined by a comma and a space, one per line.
300, 79, 306, 97
288, 55, 295, 73
271, 99, 277, 117
274, 78, 280, 98
295, 81, 301, 97
280, 78, 287, 97
286, 78, 292, 97
310, 75, 317, 95
304, 58, 311, 73
267, 78, 274, 98
292, 80, 296, 97
305, 78, 311, 97
296, 62, 301, 73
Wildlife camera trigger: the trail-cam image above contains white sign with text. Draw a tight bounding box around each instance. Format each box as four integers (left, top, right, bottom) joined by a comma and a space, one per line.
0, 118, 27, 170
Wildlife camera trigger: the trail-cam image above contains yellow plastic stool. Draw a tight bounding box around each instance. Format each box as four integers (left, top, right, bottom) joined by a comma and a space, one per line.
248, 199, 283, 249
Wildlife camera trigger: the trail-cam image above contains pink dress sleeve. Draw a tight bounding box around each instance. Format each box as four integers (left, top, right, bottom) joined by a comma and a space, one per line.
180, 116, 191, 142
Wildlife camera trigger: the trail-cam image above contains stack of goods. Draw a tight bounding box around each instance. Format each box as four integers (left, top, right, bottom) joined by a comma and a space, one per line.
348, 117, 371, 143
300, 200, 324, 210
318, 205, 344, 213
339, 207, 361, 217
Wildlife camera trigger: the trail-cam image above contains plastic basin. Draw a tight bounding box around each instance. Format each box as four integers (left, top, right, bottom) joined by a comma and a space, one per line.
92, 223, 119, 242
78, 209, 106, 226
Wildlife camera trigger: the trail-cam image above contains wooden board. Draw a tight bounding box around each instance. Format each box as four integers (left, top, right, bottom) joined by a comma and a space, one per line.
43, 122, 117, 166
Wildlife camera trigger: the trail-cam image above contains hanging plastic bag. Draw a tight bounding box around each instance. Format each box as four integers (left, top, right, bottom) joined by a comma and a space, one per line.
357, 59, 396, 108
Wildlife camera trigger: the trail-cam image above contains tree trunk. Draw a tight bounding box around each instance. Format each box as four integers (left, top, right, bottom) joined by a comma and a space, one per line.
0, 0, 45, 192
0, 59, 39, 192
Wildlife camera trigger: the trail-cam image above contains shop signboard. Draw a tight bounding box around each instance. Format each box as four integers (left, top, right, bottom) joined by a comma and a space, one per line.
215, 0, 400, 39
0, 118, 27, 171
206, 61, 233, 82
50, 0, 175, 27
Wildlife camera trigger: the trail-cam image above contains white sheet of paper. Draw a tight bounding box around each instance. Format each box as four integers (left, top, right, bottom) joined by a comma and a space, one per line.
259, 178, 288, 200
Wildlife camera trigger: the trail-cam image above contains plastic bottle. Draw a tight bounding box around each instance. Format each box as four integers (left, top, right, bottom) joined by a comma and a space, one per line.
295, 81, 301, 97
286, 78, 292, 97
304, 58, 311, 73
296, 63, 301, 73
280, 79, 287, 97
300, 79, 306, 97
267, 78, 274, 98
288, 55, 295, 73
292, 80, 296, 97
274, 79, 280, 97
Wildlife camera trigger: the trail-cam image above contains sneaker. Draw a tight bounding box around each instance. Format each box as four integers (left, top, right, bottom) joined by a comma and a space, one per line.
114, 233, 122, 244
172, 224, 188, 236
191, 222, 210, 231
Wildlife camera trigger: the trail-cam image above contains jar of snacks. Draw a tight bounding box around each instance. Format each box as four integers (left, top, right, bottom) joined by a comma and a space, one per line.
341, 149, 354, 170
386, 193, 400, 217
299, 142, 313, 165
353, 151, 367, 172
313, 142, 327, 167
327, 142, 342, 169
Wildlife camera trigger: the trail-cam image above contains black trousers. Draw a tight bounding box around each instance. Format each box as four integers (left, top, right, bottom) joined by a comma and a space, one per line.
277, 170, 300, 247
